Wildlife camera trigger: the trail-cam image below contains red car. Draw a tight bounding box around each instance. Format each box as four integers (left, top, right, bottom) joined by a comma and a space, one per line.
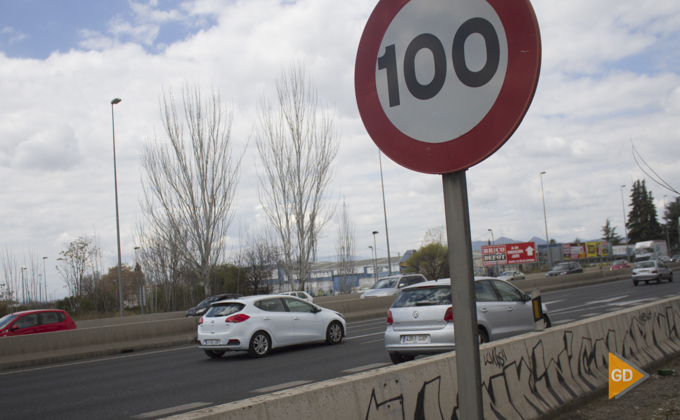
610, 259, 631, 270
0, 309, 76, 337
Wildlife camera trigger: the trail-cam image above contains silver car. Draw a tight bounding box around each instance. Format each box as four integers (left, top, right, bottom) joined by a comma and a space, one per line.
197, 295, 346, 358
497, 270, 525, 281
632, 260, 673, 285
360, 274, 427, 298
384, 277, 551, 364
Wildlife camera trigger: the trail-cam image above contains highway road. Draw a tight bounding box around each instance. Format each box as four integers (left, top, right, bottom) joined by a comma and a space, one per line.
2, 277, 679, 420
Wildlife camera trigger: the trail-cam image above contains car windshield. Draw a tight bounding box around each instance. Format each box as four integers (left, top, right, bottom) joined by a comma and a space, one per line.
205, 303, 245, 317
636, 262, 656, 269
196, 297, 214, 308
499, 272, 513, 277
551, 263, 570, 271
393, 286, 451, 307
371, 277, 398, 289
0, 314, 17, 329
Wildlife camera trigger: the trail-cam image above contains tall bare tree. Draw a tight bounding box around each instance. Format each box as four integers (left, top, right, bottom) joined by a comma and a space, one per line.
335, 199, 357, 294
140, 84, 243, 296
240, 229, 280, 295
255, 63, 339, 291
57, 237, 98, 308
134, 221, 187, 312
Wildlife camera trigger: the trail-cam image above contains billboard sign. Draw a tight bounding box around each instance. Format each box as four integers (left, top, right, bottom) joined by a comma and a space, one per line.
482, 242, 536, 266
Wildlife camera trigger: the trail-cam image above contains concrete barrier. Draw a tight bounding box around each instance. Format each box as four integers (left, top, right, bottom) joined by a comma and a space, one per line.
0, 317, 199, 370
76, 311, 186, 329
163, 296, 680, 420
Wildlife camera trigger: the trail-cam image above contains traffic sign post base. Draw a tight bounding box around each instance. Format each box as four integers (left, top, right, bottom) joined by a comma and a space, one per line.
443, 170, 483, 420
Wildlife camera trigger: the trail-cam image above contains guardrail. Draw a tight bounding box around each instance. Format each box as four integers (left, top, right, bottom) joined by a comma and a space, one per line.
164, 295, 680, 420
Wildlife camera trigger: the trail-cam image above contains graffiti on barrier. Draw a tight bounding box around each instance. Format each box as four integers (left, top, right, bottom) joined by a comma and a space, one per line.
365, 305, 680, 420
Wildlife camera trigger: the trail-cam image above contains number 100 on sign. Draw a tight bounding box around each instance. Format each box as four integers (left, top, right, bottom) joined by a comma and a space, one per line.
375, 0, 508, 144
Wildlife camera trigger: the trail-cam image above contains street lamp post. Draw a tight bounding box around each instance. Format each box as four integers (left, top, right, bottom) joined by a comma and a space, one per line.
620, 185, 630, 259
42, 257, 47, 304
372, 231, 379, 280
488, 228, 497, 276
134, 246, 143, 315
369, 245, 376, 283
540, 172, 552, 269
664, 196, 671, 254
378, 151, 393, 275
111, 98, 125, 317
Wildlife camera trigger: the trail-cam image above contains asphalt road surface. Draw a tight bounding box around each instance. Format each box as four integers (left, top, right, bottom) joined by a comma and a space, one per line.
2, 277, 679, 420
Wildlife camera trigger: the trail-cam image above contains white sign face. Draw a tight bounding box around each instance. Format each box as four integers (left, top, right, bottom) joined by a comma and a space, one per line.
376, 0, 508, 143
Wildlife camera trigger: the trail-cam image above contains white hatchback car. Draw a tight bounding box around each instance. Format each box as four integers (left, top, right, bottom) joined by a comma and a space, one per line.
384, 277, 551, 364
198, 295, 346, 358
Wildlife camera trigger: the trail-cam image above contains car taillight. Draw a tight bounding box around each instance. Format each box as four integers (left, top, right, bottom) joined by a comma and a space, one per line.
387, 310, 393, 325
651, 270, 658, 274
225, 314, 250, 323
198, 316, 203, 325
444, 307, 453, 322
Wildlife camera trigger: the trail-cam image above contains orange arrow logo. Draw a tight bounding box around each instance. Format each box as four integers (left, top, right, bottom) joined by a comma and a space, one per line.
609, 352, 649, 399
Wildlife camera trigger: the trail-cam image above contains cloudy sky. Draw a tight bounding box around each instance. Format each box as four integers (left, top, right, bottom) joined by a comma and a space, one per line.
1, 0, 678, 299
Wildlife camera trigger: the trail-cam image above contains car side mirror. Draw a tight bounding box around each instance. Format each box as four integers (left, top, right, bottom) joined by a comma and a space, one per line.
398, 283, 405, 288
10, 325, 18, 331
524, 293, 531, 303
312, 307, 322, 313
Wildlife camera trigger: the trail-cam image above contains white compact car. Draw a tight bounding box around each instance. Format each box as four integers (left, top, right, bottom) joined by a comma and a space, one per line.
384, 277, 551, 364
197, 295, 345, 358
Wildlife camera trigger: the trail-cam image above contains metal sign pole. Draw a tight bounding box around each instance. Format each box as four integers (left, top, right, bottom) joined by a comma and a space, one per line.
443, 170, 483, 419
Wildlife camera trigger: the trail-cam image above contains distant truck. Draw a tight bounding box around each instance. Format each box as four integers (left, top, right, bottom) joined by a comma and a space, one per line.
634, 240, 669, 261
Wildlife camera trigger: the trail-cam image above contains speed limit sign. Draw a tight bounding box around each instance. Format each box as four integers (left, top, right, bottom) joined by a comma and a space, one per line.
355, 0, 541, 174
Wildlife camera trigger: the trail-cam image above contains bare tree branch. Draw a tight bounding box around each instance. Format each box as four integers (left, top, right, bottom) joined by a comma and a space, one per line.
140, 83, 244, 296
255, 63, 339, 291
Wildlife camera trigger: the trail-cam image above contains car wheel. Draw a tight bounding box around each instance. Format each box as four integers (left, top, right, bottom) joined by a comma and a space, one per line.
645, 280, 649, 285
204, 350, 225, 359
657, 276, 662, 284
478, 327, 489, 344
248, 331, 271, 358
325, 321, 343, 345
389, 352, 415, 365
542, 315, 551, 329
633, 280, 638, 286
670, 272, 674, 282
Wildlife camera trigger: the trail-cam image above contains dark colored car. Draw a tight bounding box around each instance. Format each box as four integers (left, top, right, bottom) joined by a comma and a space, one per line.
186, 293, 244, 317
545, 262, 584, 277
0, 309, 76, 337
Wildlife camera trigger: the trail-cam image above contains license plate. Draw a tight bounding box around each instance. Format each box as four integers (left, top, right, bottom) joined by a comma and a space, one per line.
401, 335, 431, 344
204, 339, 221, 346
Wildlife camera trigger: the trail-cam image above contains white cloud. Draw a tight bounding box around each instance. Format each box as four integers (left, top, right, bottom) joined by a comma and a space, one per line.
1, 0, 680, 297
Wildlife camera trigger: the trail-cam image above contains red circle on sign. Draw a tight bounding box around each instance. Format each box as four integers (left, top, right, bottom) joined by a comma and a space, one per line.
355, 0, 541, 174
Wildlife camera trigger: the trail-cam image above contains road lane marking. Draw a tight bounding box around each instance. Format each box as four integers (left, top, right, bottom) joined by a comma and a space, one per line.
552, 319, 575, 325
348, 318, 385, 326
131, 402, 212, 419
0, 346, 196, 376
543, 299, 566, 305
345, 332, 384, 340
252, 380, 312, 393
359, 339, 385, 345
580, 313, 599, 318
589, 295, 628, 304
343, 363, 389, 373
